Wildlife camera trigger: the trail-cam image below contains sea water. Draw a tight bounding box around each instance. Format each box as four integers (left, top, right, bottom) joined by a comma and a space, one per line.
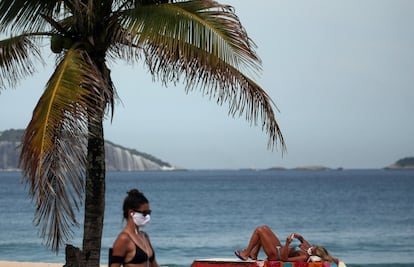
0, 170, 413, 267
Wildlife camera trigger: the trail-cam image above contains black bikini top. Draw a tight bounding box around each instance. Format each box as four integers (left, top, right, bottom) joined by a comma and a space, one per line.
110, 232, 155, 265
126, 242, 155, 264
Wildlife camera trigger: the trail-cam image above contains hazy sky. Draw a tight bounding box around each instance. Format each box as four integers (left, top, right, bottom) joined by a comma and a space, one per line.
1, 0, 413, 169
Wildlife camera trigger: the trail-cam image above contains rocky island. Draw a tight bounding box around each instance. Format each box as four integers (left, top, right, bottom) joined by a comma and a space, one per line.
384, 157, 414, 170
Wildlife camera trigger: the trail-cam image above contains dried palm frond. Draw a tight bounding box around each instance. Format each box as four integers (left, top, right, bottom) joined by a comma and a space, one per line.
20, 48, 108, 250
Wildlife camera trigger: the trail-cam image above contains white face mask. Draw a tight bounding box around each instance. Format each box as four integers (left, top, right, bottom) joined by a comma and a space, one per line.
307, 247, 313, 256
132, 212, 151, 227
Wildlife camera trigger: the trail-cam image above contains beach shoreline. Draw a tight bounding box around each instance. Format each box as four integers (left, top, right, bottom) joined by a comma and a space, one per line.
0, 261, 106, 267
0, 261, 63, 267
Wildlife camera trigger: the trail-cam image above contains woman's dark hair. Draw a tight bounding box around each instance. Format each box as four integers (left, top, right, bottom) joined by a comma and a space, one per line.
122, 189, 149, 219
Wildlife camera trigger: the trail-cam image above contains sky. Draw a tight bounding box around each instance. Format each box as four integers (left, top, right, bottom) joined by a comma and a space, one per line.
1, 0, 413, 170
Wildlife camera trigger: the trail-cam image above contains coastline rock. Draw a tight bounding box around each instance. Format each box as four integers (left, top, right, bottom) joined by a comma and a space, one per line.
384, 164, 414, 170
384, 157, 414, 170
293, 165, 331, 171
266, 166, 287, 171
0, 129, 174, 171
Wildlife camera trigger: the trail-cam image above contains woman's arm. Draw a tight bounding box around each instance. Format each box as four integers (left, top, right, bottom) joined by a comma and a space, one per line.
293, 233, 312, 250
280, 233, 310, 262
110, 233, 131, 267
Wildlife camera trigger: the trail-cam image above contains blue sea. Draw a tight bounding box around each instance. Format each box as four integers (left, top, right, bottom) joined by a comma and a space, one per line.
0, 170, 413, 267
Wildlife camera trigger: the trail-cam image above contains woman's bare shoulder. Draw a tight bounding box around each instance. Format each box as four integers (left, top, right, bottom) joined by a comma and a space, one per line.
114, 232, 132, 245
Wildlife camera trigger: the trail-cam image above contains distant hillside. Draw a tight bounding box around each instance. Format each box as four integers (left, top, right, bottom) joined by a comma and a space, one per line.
395, 157, 414, 167
385, 157, 414, 170
0, 129, 174, 171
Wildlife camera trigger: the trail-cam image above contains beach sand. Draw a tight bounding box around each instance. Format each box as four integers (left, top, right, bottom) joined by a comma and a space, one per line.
0, 261, 106, 267
0, 262, 64, 267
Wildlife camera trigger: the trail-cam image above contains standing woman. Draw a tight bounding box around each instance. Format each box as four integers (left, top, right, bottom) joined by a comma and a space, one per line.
110, 189, 160, 267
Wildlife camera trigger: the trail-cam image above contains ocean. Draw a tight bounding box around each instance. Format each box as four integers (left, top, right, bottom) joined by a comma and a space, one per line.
0, 170, 413, 267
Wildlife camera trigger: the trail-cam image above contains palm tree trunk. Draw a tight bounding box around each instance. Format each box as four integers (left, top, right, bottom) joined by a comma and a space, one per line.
64, 55, 111, 267
82, 114, 106, 267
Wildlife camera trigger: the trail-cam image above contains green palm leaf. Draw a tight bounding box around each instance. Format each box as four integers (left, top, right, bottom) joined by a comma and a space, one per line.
0, 0, 62, 32
19, 48, 107, 251
0, 35, 43, 89
119, 1, 259, 69
117, 0, 284, 149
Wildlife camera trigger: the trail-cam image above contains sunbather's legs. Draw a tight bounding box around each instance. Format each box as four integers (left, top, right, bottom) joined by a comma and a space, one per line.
250, 244, 260, 259
239, 225, 282, 260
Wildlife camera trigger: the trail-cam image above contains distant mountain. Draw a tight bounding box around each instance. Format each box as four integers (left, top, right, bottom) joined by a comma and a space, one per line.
385, 157, 414, 170
0, 129, 175, 171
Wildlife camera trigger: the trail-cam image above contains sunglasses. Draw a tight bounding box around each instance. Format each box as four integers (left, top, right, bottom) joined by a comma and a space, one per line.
133, 209, 152, 216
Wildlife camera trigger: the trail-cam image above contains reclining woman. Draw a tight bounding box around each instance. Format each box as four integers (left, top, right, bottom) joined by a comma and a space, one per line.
235, 225, 339, 264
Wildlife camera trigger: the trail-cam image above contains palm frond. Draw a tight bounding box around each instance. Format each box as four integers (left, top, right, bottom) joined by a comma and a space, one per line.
0, 0, 69, 32
118, 0, 260, 72
19, 48, 108, 251
183, 53, 285, 150
0, 35, 44, 89
117, 0, 285, 150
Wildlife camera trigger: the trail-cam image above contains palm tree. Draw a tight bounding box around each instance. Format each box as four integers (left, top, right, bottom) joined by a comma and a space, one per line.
0, 0, 285, 266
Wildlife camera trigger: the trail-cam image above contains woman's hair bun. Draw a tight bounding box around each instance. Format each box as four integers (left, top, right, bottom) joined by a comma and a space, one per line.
127, 189, 141, 196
